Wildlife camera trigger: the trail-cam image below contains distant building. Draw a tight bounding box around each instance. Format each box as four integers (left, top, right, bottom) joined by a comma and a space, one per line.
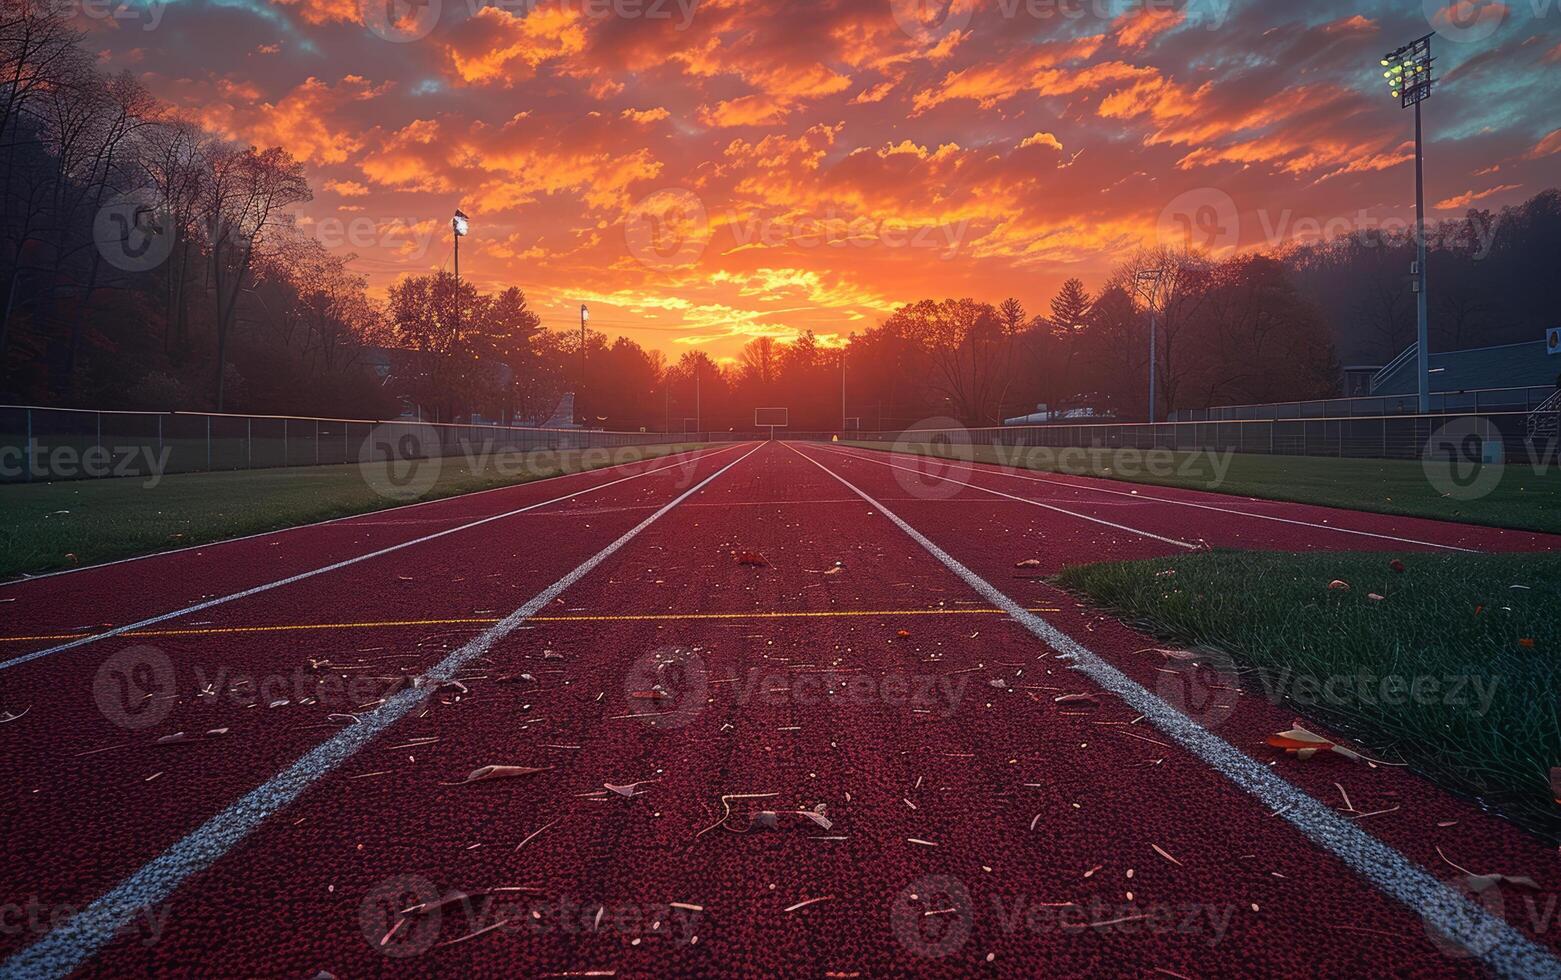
1370, 340, 1560, 396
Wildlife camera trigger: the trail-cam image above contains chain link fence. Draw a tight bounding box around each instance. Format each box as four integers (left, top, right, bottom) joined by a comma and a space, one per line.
1168, 386, 1556, 422
794, 411, 1555, 465
0, 406, 729, 484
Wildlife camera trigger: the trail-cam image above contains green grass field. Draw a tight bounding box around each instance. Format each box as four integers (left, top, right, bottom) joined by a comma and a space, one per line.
0, 443, 705, 580
844, 441, 1561, 535
1058, 550, 1560, 838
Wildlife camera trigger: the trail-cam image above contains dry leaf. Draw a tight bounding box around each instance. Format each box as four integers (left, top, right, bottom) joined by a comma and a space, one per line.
605, 780, 658, 797
1389, 559, 1406, 573
445, 765, 553, 786
1518, 638, 1536, 649
734, 551, 768, 567
1014, 559, 1042, 568
744, 804, 832, 832
1327, 580, 1350, 591
1054, 693, 1099, 707
896, 629, 911, 638
1265, 723, 1362, 763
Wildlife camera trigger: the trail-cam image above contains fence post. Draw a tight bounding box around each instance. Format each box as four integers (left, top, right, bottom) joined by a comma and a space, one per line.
247, 417, 253, 468
206, 415, 212, 472
314, 420, 320, 465
24, 407, 32, 482
283, 418, 288, 467
157, 414, 163, 465
96, 411, 102, 467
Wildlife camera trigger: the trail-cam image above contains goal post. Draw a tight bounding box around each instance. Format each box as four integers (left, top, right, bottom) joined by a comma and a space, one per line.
754, 407, 789, 440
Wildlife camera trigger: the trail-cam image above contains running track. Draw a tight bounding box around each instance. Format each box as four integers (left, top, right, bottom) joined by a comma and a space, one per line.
0, 441, 1557, 978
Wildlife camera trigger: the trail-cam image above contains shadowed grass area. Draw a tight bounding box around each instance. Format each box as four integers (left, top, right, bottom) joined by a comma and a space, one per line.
0, 443, 707, 580
843, 441, 1561, 535
1058, 550, 1561, 839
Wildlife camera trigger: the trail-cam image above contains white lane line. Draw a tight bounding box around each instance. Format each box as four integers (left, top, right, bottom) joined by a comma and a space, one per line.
0, 445, 746, 673
811, 443, 1199, 551
789, 443, 1558, 979
835, 443, 1479, 553
1, 443, 731, 587
0, 442, 764, 980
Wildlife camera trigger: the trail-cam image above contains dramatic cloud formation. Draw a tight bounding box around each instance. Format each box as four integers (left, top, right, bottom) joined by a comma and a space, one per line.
86, 0, 1561, 359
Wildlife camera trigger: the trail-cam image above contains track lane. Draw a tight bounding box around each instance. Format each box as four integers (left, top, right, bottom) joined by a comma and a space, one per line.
37, 442, 1557, 978
825, 443, 1561, 554
792, 442, 1561, 972
0, 445, 739, 643
0, 446, 754, 954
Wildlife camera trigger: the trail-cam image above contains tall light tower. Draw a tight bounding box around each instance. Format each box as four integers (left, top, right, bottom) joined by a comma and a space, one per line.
1383, 32, 1436, 413
451, 209, 469, 347
579, 304, 589, 425
1134, 268, 1166, 422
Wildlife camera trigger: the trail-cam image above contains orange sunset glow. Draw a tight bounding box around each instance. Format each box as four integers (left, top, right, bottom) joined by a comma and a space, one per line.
75, 0, 1558, 364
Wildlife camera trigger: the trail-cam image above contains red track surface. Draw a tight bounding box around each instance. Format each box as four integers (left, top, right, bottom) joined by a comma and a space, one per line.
0, 441, 1557, 978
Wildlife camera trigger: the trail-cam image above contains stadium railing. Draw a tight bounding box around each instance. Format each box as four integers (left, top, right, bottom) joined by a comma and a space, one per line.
0, 405, 734, 484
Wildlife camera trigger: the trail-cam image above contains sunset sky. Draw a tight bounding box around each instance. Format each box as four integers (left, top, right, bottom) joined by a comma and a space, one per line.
88, 0, 1559, 363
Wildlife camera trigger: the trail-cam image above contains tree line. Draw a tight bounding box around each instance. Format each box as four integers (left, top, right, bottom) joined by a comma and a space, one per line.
5, 1, 1557, 432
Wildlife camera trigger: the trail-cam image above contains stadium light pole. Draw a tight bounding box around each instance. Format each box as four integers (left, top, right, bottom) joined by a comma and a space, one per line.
451, 209, 469, 348
1383, 32, 1436, 414
579, 304, 589, 425
1134, 268, 1165, 422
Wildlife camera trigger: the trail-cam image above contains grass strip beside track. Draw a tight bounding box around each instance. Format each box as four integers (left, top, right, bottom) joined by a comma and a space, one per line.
0, 443, 707, 580
845, 442, 1561, 535
1058, 550, 1561, 838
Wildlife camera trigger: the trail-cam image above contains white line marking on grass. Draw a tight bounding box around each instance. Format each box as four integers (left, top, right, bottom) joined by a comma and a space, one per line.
789, 442, 1559, 980
834, 443, 1479, 553
0, 445, 746, 673
0, 443, 763, 980
811, 444, 1199, 551
1, 444, 734, 587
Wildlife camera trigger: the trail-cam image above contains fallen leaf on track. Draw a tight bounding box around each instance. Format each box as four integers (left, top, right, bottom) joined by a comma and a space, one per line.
734, 551, 768, 567
1437, 846, 1542, 892
1014, 559, 1041, 568
1265, 723, 1363, 763
444, 765, 553, 786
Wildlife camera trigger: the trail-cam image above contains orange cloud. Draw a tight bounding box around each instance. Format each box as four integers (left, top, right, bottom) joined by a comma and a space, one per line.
1435, 183, 1522, 210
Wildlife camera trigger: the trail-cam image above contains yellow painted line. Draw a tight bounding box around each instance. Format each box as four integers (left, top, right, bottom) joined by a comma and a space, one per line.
0, 607, 1064, 644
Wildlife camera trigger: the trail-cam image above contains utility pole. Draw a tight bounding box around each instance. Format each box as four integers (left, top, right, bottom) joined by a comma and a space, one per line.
579, 304, 589, 426
1133, 268, 1166, 423
451, 210, 468, 348
841, 351, 847, 431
